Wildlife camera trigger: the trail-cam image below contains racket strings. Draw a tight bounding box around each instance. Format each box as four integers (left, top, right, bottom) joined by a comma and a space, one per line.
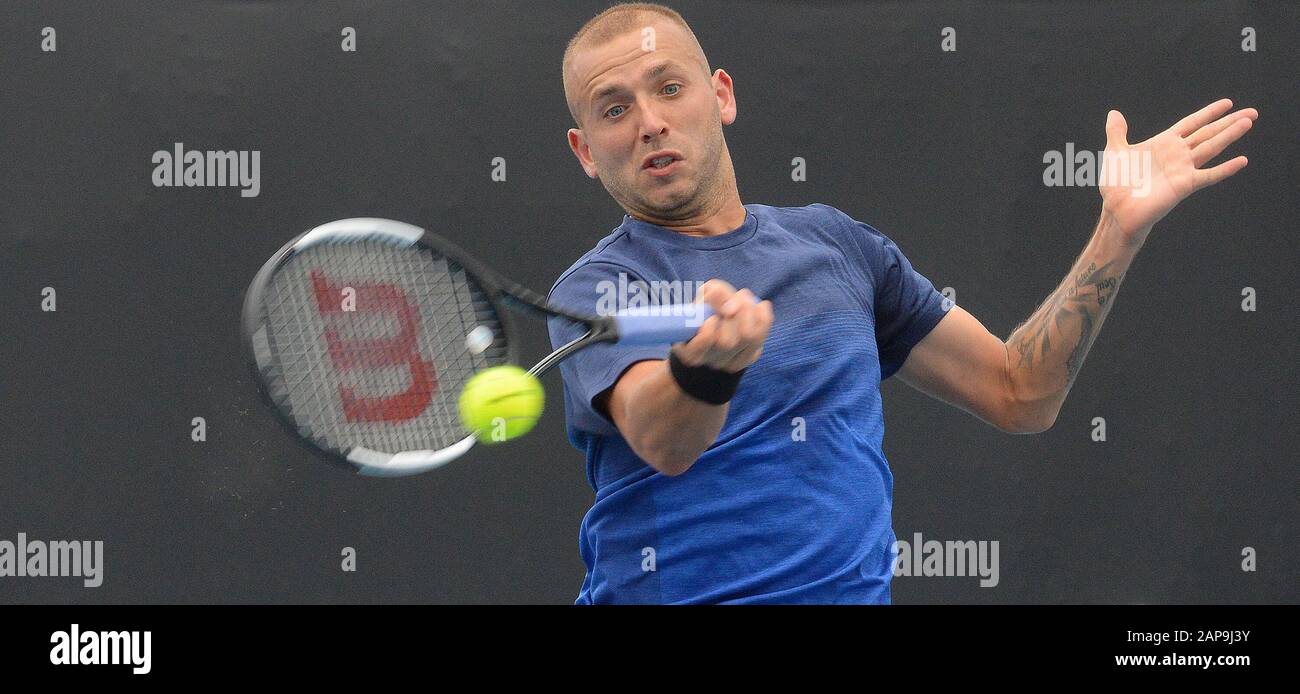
262, 242, 508, 456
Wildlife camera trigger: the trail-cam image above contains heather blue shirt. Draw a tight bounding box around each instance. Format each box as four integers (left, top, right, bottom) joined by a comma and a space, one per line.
545, 203, 952, 604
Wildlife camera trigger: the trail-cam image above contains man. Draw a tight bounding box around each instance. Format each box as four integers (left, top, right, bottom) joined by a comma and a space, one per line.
546, 3, 1256, 604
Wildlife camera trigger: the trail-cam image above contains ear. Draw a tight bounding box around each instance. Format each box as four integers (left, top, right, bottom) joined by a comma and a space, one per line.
567, 128, 599, 179
713, 69, 737, 126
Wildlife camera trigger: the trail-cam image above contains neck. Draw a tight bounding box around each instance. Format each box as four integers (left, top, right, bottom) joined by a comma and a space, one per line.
631, 199, 746, 237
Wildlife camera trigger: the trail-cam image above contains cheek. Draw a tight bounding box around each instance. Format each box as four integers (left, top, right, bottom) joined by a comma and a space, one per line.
684, 99, 716, 137
582, 145, 610, 172
590, 134, 630, 169
594, 154, 632, 182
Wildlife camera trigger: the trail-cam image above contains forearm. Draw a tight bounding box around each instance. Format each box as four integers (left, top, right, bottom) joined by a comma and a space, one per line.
617, 360, 729, 475
1004, 209, 1146, 428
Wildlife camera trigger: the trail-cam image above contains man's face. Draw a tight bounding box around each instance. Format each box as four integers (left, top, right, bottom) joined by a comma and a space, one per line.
566, 20, 736, 220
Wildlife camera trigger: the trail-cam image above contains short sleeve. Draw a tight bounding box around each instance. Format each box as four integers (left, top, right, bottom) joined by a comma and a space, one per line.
828, 208, 952, 380
546, 262, 672, 436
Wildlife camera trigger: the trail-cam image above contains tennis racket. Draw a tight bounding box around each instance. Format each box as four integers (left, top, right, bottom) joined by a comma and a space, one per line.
241, 217, 713, 477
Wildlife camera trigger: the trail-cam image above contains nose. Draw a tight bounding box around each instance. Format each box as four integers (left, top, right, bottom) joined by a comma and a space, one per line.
637, 98, 669, 142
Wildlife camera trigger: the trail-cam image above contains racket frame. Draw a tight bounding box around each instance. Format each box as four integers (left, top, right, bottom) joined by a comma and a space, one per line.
241, 218, 618, 477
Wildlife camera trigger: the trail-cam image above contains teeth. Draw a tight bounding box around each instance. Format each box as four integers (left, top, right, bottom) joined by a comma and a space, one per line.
651, 156, 673, 168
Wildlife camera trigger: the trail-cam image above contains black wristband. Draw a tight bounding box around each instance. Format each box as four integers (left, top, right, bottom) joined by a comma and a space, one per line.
668, 349, 747, 405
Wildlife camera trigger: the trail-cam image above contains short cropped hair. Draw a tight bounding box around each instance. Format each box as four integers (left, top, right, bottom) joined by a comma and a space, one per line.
562, 3, 704, 126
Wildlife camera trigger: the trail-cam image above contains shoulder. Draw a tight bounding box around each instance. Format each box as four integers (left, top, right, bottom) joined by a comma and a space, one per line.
546, 225, 644, 303
751, 202, 896, 268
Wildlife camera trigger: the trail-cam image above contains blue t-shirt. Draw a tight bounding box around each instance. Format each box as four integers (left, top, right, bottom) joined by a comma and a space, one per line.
545, 203, 952, 604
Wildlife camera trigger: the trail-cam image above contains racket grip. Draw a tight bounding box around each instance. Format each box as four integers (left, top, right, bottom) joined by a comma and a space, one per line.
613, 304, 715, 345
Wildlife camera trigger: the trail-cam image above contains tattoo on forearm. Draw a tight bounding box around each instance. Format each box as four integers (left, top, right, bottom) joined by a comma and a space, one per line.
1011, 260, 1124, 382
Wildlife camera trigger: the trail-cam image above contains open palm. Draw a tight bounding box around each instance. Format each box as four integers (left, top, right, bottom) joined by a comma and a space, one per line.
1099, 98, 1257, 245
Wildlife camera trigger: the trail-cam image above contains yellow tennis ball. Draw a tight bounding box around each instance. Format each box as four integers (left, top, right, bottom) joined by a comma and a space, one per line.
458, 365, 544, 443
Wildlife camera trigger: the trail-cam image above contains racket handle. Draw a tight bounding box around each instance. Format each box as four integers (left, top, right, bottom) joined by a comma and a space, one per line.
613, 304, 715, 345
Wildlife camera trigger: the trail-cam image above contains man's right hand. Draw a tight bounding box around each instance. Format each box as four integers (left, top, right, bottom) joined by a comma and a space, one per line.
603, 279, 772, 475
671, 279, 774, 372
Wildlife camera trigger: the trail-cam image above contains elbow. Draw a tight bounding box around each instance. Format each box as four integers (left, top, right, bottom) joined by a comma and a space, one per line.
1012, 416, 1056, 435
618, 412, 712, 477
639, 445, 699, 476
628, 434, 702, 476
651, 457, 695, 477
998, 403, 1058, 435
998, 354, 1058, 434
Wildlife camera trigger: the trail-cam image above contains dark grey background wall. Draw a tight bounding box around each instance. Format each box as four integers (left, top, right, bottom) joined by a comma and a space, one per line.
1, 0, 1295, 604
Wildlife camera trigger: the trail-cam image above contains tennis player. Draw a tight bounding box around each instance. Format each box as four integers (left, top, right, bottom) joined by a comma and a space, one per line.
546, 3, 1256, 604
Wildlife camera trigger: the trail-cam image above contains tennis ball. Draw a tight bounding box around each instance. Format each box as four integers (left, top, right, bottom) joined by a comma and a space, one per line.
458, 365, 544, 443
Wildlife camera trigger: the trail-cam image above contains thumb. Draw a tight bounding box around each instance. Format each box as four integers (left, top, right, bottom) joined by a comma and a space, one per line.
1105, 109, 1129, 147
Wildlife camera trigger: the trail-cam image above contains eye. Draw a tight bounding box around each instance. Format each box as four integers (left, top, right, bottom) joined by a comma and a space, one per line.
604, 85, 680, 120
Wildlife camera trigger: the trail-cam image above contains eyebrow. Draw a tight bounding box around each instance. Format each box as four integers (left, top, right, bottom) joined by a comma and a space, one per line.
589, 62, 678, 109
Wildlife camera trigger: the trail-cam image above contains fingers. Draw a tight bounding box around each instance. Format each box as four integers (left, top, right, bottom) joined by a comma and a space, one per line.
719, 290, 760, 368
709, 288, 756, 367
719, 287, 753, 318
1105, 110, 1129, 148
710, 300, 745, 361
1185, 107, 1258, 149
1194, 155, 1249, 192
676, 282, 773, 372
696, 278, 736, 312
1190, 114, 1255, 167
725, 299, 774, 370
673, 311, 716, 364
1173, 98, 1234, 138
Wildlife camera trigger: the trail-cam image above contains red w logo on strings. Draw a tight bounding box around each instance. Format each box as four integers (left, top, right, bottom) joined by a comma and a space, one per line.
310, 271, 437, 422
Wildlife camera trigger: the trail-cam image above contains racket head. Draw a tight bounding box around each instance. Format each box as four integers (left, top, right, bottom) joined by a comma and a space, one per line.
241, 218, 520, 476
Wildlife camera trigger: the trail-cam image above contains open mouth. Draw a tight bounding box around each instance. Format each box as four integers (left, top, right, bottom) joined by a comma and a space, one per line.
642, 150, 684, 172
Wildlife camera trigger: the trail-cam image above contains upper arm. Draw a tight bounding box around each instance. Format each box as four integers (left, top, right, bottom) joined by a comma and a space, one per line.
601, 359, 662, 441
895, 305, 1040, 433
545, 263, 673, 437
